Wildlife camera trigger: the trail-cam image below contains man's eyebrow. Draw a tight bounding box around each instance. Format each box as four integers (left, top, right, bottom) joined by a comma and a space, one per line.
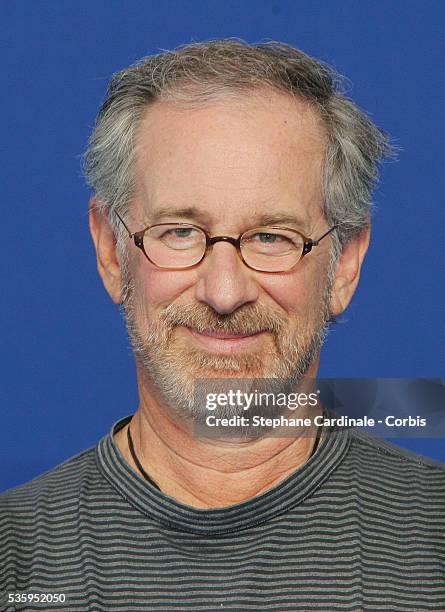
150, 206, 212, 224
254, 212, 310, 231
149, 206, 309, 231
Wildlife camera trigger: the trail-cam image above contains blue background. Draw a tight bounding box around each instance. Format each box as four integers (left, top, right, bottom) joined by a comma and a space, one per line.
1, 0, 444, 492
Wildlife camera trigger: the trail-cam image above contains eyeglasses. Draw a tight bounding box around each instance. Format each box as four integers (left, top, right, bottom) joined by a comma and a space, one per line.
115, 211, 338, 273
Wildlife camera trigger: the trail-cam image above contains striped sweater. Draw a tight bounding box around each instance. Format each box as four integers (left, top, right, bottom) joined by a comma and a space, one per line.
1, 414, 444, 611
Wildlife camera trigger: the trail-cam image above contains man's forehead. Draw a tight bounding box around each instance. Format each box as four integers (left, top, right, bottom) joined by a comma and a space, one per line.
132, 91, 325, 232
136, 90, 325, 156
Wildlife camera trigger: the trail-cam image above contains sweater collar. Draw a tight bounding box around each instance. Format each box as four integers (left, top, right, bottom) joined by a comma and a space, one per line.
96, 414, 350, 536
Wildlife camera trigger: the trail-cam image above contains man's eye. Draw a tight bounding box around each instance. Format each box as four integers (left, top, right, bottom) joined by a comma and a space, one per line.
157, 227, 203, 249
168, 228, 195, 238
160, 227, 198, 240
254, 232, 284, 243
244, 231, 296, 255
249, 232, 290, 246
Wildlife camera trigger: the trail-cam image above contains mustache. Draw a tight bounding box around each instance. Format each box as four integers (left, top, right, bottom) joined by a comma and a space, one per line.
159, 302, 288, 336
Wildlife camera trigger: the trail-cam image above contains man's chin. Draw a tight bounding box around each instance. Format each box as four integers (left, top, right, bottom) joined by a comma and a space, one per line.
170, 349, 273, 379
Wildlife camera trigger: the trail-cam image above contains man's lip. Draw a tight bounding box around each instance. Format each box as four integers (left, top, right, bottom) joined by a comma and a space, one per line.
185, 327, 264, 339
179, 326, 269, 353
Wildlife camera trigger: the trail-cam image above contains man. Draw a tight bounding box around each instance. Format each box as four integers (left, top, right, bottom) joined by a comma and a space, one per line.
1, 40, 444, 610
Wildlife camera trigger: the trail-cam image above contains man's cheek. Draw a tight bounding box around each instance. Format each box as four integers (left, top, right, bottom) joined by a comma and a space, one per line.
131, 276, 194, 330
258, 274, 312, 314
137, 267, 197, 306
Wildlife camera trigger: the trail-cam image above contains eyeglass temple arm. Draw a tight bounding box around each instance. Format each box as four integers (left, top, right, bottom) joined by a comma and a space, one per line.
115, 211, 133, 238
313, 224, 339, 246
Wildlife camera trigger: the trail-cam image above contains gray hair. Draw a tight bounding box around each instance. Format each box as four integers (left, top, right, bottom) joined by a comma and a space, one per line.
83, 39, 395, 257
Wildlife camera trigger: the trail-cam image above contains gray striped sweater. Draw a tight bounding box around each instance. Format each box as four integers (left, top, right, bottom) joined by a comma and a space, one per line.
1, 414, 444, 611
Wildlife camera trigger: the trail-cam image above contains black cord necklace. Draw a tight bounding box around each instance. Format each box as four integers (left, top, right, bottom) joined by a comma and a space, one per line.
127, 425, 161, 491
127, 418, 322, 493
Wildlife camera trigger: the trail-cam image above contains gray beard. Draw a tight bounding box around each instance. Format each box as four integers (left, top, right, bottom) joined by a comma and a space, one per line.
120, 256, 334, 437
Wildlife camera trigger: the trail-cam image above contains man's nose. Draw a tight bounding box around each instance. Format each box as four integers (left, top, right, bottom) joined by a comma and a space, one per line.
194, 241, 259, 314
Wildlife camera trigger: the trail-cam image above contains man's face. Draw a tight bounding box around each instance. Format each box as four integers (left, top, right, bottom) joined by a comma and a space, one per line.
120, 91, 335, 421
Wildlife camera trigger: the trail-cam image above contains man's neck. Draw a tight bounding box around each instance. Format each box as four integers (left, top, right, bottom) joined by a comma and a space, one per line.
114, 385, 322, 509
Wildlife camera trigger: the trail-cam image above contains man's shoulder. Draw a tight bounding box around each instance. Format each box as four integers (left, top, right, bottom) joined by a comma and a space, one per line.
0, 444, 103, 516
346, 428, 445, 489
349, 428, 445, 467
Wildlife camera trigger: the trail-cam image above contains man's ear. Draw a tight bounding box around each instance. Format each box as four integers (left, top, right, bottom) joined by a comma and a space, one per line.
330, 225, 371, 317
89, 198, 123, 304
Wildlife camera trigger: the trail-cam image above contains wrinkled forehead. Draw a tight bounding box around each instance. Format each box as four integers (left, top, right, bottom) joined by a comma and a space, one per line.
131, 90, 327, 233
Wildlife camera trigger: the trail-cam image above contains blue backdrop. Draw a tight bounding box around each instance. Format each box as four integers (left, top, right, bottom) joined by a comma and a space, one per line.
1, 0, 444, 492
